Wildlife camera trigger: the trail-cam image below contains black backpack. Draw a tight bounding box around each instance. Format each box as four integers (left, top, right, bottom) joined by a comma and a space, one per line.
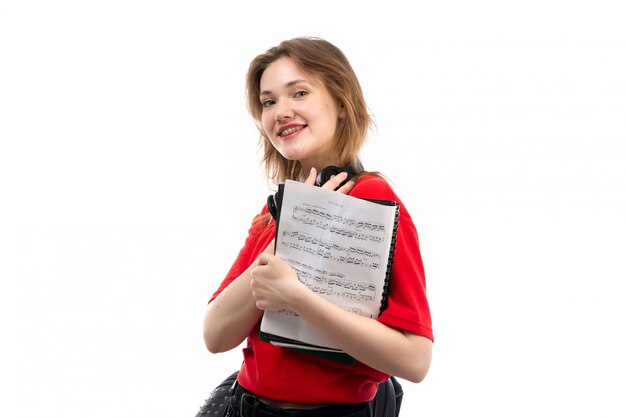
195, 371, 403, 417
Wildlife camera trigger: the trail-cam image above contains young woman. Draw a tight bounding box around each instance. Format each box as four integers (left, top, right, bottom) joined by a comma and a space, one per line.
201, 37, 433, 417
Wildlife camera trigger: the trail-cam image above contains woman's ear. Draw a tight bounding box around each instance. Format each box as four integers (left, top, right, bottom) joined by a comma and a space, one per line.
338, 102, 346, 119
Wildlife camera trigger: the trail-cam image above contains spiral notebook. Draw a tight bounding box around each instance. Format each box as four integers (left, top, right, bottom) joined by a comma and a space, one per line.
259, 180, 400, 364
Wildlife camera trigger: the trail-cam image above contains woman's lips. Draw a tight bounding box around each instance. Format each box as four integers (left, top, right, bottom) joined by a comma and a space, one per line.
278, 125, 306, 140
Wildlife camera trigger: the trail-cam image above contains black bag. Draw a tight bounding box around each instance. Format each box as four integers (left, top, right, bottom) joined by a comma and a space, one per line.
371, 376, 404, 417
195, 371, 403, 417
195, 372, 238, 417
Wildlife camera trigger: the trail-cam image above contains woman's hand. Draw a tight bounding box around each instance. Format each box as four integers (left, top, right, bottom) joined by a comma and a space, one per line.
250, 253, 304, 311
303, 167, 355, 194
250, 167, 355, 311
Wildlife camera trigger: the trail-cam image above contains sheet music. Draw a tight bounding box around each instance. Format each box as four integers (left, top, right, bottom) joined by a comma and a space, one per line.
261, 180, 397, 350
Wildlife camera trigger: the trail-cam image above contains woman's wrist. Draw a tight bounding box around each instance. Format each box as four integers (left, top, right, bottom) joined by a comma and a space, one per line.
286, 281, 319, 316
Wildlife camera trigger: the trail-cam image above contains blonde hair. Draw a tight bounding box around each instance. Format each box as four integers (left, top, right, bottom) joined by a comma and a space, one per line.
246, 37, 372, 184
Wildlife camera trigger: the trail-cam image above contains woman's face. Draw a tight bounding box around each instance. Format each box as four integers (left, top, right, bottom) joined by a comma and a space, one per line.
259, 57, 345, 172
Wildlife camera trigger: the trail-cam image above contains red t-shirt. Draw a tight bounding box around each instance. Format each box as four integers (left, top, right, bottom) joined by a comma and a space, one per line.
209, 176, 433, 404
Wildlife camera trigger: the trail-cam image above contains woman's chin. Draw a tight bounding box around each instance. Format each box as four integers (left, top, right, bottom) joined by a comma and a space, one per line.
276, 149, 307, 163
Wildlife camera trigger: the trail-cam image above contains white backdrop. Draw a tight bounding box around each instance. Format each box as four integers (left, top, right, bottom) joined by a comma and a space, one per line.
1, 1, 625, 416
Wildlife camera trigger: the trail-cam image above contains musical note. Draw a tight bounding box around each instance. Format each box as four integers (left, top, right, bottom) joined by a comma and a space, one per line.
280, 230, 382, 270
292, 204, 386, 243
288, 259, 377, 303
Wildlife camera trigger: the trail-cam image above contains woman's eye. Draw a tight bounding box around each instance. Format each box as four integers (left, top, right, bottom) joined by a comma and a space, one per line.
294, 90, 308, 98
261, 99, 275, 108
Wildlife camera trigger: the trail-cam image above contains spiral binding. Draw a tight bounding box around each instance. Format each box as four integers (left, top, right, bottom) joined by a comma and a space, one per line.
378, 203, 400, 317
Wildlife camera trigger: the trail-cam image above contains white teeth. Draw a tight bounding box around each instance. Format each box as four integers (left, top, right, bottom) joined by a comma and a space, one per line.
280, 126, 304, 136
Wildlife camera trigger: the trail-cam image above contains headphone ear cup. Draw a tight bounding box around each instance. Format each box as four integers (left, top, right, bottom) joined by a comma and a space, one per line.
316, 166, 342, 187
315, 165, 361, 189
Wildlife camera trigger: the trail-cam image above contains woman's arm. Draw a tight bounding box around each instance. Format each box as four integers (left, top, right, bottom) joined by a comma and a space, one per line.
202, 240, 273, 353
251, 253, 432, 382
203, 168, 354, 354
299, 295, 432, 383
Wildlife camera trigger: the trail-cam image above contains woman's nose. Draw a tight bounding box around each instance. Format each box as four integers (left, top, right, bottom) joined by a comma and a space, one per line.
275, 102, 294, 121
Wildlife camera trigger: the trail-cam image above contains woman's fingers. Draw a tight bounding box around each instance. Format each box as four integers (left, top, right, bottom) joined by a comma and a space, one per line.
303, 167, 355, 195
321, 171, 355, 194
304, 167, 317, 186
320, 171, 346, 189
257, 253, 271, 266
335, 177, 356, 195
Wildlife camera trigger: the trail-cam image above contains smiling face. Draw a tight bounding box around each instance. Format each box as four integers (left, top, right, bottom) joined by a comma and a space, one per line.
259, 57, 345, 172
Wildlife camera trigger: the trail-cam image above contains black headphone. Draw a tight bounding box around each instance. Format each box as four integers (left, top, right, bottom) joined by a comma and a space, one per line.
315, 162, 364, 189
267, 162, 364, 220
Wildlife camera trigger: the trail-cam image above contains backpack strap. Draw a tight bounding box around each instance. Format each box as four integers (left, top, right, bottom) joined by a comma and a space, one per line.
371, 377, 403, 417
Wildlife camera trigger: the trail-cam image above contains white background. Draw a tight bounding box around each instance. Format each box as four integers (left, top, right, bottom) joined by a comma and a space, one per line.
1, 1, 625, 416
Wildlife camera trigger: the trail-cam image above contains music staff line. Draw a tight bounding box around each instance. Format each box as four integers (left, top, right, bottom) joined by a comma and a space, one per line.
280, 230, 382, 270
277, 305, 370, 319
287, 259, 377, 305
292, 205, 385, 243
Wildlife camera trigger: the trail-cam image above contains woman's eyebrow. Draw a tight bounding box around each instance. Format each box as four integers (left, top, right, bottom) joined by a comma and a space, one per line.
260, 79, 313, 96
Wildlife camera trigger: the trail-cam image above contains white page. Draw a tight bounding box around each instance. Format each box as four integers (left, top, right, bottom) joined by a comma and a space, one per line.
261, 180, 397, 349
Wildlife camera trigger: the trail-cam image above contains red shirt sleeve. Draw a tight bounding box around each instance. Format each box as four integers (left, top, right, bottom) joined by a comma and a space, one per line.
209, 206, 275, 303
